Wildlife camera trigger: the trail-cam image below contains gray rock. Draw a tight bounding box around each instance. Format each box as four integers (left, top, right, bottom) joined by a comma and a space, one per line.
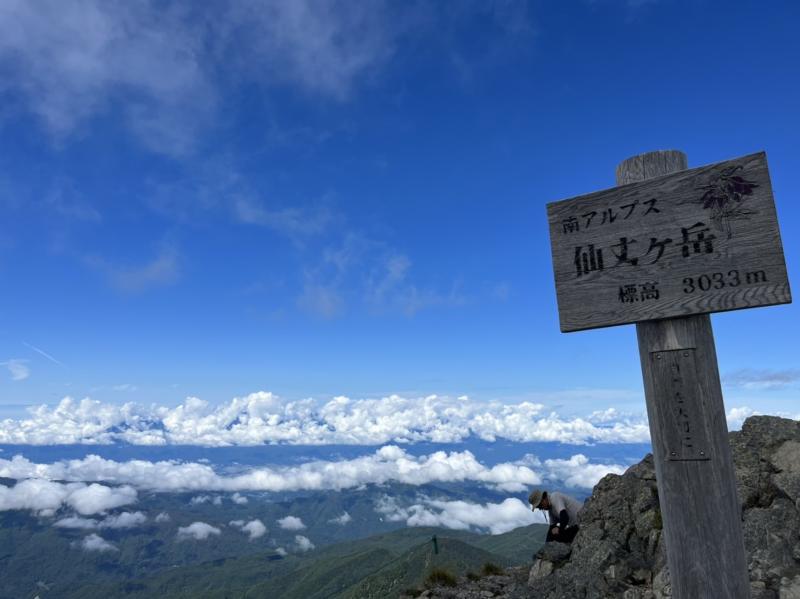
528, 558, 553, 582
424, 416, 799, 599
535, 541, 572, 563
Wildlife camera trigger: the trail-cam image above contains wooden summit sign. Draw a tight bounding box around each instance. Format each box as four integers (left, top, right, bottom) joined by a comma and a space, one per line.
546, 150, 792, 599
547, 152, 791, 332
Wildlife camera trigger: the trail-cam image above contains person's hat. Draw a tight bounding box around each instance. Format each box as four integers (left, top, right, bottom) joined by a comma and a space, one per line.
528, 489, 543, 510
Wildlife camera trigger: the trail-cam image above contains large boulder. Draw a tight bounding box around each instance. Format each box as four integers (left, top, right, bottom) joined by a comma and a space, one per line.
527, 415, 800, 598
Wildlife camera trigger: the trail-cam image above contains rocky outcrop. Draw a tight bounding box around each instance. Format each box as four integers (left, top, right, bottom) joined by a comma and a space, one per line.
420, 416, 800, 599
525, 452, 666, 599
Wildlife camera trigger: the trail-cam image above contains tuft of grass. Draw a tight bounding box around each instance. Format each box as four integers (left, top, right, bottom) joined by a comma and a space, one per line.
402, 588, 423, 598
466, 571, 480, 581
481, 562, 504, 576
425, 568, 458, 588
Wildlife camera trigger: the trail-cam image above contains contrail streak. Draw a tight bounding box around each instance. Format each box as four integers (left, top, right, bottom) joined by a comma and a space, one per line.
23, 342, 64, 366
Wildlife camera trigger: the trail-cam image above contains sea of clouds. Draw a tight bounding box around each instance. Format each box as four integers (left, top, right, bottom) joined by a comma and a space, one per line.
0, 444, 627, 518
0, 445, 624, 497
0, 391, 652, 446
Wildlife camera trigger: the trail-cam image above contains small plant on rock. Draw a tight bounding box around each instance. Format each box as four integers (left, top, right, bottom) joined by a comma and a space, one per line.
425, 568, 458, 587
481, 562, 504, 576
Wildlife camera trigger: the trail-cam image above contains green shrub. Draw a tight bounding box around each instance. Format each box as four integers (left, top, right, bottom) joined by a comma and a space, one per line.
425, 568, 458, 587
402, 588, 423, 597
466, 571, 480, 581
481, 562, 504, 576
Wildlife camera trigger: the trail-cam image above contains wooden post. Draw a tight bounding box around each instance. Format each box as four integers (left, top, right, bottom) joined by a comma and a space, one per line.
617, 151, 751, 598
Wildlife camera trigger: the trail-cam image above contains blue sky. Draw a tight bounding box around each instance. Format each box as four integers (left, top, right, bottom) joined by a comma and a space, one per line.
0, 0, 798, 424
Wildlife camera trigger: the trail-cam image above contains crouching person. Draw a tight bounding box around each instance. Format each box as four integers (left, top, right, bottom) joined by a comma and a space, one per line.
528, 489, 582, 543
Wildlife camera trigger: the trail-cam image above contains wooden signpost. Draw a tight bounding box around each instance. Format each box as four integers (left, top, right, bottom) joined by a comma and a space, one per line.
547, 150, 791, 598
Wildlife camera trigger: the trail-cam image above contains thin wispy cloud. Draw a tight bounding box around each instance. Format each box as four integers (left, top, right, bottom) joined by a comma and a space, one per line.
43, 180, 102, 224
0, 1, 214, 157
112, 384, 138, 392
23, 342, 63, 366
87, 245, 180, 293
0, 1, 400, 156
297, 232, 469, 319
145, 159, 338, 243
723, 368, 800, 390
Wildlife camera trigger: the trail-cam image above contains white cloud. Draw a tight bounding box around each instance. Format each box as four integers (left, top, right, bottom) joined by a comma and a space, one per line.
727, 406, 758, 430
231, 492, 248, 505
55, 511, 146, 529
0, 443, 604, 495
376, 496, 537, 535
725, 406, 800, 430
588, 408, 620, 423
155, 512, 171, 523
191, 494, 222, 506
0, 1, 396, 155
100, 511, 147, 528
80, 533, 117, 552
541, 455, 625, 490
68, 483, 138, 516
54, 516, 97, 529
0, 479, 68, 513
294, 535, 315, 552
329, 511, 352, 525
0, 479, 136, 515
242, 520, 267, 541
230, 519, 267, 540
1, 359, 30, 381
275, 547, 288, 557
277, 516, 305, 531
0, 392, 651, 446
177, 521, 221, 541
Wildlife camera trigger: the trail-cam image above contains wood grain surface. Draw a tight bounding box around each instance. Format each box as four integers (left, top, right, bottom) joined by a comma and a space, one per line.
623, 150, 751, 598
547, 151, 791, 332
637, 315, 751, 599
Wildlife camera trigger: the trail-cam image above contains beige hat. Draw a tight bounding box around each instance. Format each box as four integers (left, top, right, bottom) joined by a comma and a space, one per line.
528, 489, 543, 510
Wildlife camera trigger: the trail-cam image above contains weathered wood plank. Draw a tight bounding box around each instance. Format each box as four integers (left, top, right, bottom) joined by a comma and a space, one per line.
547, 151, 791, 332
637, 315, 750, 599
624, 151, 751, 599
